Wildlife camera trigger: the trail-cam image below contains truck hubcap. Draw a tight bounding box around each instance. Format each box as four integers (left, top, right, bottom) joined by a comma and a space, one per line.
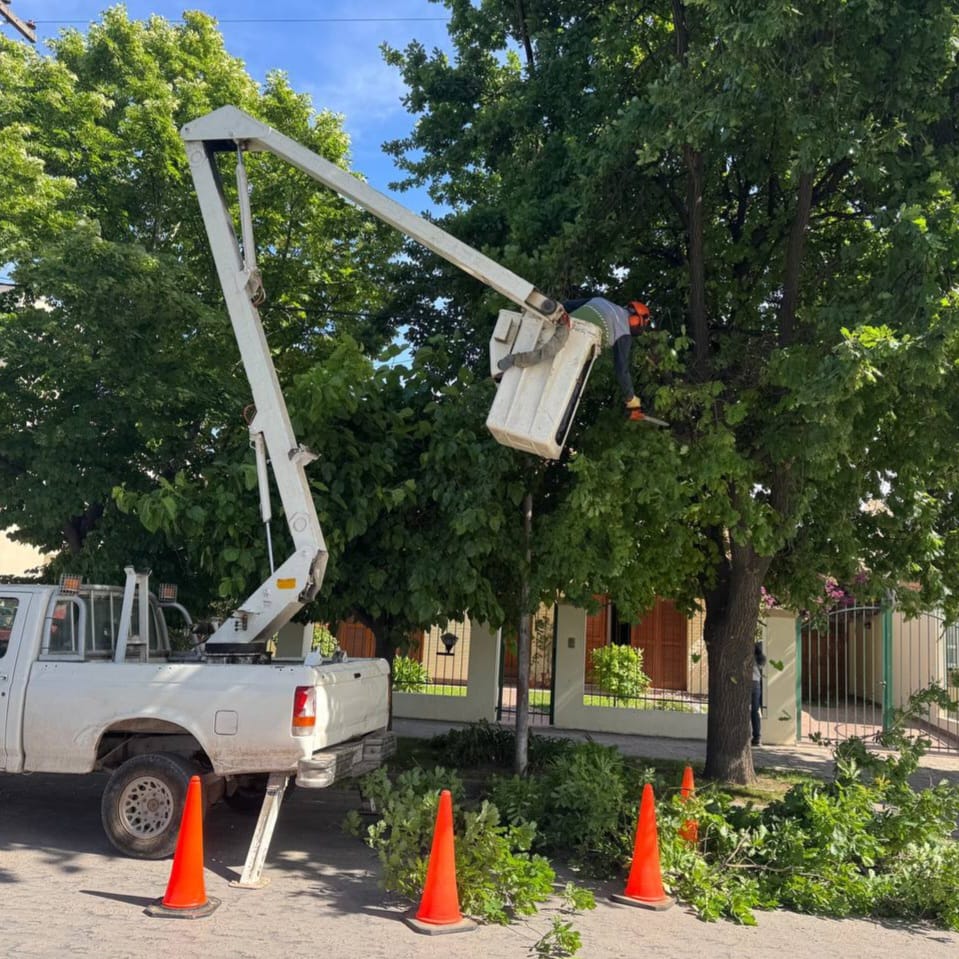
119, 776, 175, 837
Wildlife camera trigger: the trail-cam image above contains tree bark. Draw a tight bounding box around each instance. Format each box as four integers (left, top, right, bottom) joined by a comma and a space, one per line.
685, 144, 708, 378
702, 541, 771, 783
670, 3, 708, 378
514, 492, 532, 776
513, 0, 535, 74
779, 170, 814, 347
63, 501, 105, 555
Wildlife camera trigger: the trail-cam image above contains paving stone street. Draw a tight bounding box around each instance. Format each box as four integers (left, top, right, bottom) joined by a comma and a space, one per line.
3, 721, 959, 959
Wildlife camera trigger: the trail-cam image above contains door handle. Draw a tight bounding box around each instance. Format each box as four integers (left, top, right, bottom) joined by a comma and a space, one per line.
0, 673, 7, 681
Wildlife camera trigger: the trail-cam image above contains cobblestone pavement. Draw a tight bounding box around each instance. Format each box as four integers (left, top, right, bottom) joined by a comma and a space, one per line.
2, 725, 959, 959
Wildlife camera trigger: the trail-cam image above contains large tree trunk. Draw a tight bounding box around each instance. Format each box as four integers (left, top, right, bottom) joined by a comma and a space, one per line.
702, 543, 769, 783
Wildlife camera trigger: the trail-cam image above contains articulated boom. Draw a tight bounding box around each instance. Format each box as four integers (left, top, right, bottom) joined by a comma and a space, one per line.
180, 106, 572, 647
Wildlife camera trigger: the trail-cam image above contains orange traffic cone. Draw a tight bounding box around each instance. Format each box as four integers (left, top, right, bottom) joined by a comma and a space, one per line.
680, 765, 695, 800
404, 789, 476, 935
611, 784, 674, 910
146, 775, 220, 918
679, 766, 698, 844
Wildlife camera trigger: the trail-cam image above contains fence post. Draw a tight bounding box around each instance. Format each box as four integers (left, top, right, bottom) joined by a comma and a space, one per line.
551, 603, 588, 729
881, 602, 894, 732
549, 606, 558, 725
795, 616, 803, 743
762, 608, 798, 745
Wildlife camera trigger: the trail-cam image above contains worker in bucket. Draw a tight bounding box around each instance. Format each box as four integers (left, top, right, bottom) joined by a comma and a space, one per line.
562, 296, 651, 412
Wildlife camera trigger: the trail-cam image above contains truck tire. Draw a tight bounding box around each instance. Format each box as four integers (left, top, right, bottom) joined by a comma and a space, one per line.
101, 753, 200, 859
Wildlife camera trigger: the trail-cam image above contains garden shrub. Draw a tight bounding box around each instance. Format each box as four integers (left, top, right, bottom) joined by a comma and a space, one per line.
311, 624, 337, 656
428, 719, 574, 771
490, 741, 652, 874
590, 644, 651, 700
391, 654, 431, 692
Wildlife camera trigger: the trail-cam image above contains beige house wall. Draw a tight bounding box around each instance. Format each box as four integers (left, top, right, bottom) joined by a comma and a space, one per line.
849, 609, 882, 707
393, 621, 500, 723
418, 619, 474, 687
891, 611, 943, 709
893, 611, 959, 738
687, 607, 708, 695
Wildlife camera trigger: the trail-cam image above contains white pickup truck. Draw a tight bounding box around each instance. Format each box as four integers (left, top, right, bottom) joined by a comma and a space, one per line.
0, 577, 391, 873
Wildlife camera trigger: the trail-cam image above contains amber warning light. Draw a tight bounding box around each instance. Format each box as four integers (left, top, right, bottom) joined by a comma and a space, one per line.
59, 574, 82, 594
157, 583, 178, 602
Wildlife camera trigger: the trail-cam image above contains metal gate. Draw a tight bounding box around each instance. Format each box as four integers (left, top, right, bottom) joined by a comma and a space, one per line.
497, 605, 556, 726
799, 604, 959, 753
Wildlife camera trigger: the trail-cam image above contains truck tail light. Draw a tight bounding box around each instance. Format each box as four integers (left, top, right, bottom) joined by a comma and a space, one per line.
292, 685, 316, 737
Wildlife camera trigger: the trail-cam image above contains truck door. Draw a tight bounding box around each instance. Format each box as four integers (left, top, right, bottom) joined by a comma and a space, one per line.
0, 591, 32, 771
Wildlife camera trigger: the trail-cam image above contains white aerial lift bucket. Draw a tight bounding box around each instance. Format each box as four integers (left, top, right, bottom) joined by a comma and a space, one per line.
487, 309, 602, 459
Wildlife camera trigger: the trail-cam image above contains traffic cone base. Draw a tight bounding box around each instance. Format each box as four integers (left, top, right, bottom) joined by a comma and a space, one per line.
679, 820, 699, 844
611, 890, 675, 911
403, 910, 477, 935
146, 775, 220, 920
146, 896, 221, 919
611, 783, 674, 911
404, 790, 475, 935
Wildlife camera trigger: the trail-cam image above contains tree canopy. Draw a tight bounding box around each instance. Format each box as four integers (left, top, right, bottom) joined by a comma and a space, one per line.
0, 8, 396, 601
381, 0, 959, 780
0, 8, 527, 658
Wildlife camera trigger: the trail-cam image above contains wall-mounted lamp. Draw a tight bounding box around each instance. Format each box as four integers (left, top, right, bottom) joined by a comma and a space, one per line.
439, 632, 458, 656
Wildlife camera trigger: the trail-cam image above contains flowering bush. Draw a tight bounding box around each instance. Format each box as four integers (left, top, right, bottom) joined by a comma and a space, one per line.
762, 574, 868, 622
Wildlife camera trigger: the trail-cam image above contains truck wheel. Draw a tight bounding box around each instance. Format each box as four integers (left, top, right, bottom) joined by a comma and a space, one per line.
101, 753, 199, 859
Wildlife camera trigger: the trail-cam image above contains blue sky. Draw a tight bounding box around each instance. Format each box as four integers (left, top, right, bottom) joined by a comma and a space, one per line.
9, 1, 455, 204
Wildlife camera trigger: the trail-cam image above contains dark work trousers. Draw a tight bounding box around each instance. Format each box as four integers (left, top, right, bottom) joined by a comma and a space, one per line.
612, 335, 634, 401
751, 679, 762, 744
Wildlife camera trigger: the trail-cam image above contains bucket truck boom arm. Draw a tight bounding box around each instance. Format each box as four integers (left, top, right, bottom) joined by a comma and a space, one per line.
182, 106, 566, 320
180, 107, 573, 647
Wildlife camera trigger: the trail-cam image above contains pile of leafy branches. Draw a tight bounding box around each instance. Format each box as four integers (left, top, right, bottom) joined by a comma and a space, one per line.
489, 741, 651, 874
344, 765, 595, 957
656, 686, 959, 927
350, 689, 959, 944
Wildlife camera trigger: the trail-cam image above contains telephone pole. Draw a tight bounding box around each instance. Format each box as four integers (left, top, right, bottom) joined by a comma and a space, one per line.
0, 1, 36, 43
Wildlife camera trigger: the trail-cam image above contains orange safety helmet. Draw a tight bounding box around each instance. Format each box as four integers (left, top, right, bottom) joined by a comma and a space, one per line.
627, 300, 650, 333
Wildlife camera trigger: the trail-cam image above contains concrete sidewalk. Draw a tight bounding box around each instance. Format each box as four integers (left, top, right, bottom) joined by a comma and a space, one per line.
393, 717, 959, 789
